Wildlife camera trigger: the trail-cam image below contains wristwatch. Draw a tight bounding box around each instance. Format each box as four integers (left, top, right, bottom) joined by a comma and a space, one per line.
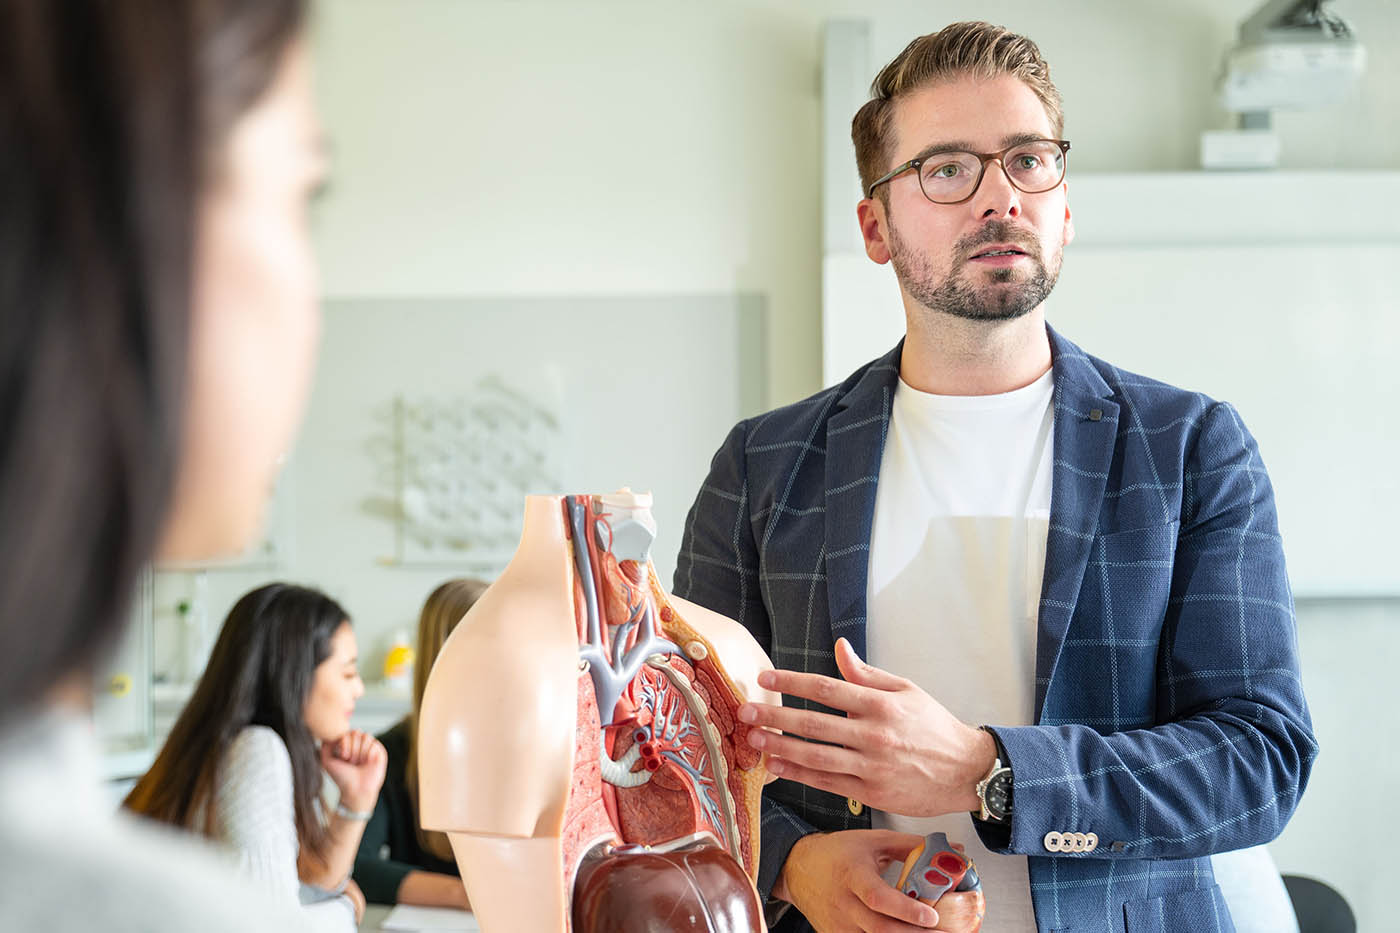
974, 727, 1013, 824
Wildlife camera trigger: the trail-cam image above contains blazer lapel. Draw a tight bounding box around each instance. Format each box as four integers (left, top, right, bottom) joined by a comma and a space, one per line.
823, 342, 903, 661
1034, 326, 1120, 719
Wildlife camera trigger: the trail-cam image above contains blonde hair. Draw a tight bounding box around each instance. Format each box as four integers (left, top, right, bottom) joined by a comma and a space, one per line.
852, 21, 1064, 198
405, 577, 490, 862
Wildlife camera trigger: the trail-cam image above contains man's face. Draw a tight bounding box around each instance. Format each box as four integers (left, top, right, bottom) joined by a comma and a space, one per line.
860, 74, 1075, 325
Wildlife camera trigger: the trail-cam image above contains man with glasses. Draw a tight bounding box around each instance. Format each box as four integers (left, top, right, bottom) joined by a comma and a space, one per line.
676, 21, 1314, 933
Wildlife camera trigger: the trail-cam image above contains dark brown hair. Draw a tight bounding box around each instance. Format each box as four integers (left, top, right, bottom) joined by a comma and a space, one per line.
852, 21, 1064, 198
124, 583, 349, 863
0, 0, 307, 714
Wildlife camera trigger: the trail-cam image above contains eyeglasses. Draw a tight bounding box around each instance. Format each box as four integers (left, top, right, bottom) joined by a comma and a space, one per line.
866, 138, 1070, 203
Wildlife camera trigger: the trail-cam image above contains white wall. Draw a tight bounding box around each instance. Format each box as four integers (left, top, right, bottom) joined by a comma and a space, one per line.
1288, 598, 1395, 930
311, 0, 825, 404
309, 0, 1399, 408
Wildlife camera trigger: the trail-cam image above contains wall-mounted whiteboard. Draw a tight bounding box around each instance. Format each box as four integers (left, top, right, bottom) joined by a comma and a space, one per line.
823, 172, 1400, 597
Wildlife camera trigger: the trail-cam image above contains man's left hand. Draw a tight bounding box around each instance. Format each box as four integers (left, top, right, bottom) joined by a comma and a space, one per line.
740, 637, 997, 818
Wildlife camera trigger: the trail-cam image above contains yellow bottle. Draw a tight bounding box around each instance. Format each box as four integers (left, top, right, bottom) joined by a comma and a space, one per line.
383, 630, 414, 691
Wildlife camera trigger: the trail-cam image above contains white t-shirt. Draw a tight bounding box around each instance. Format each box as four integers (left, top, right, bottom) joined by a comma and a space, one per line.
866, 368, 1054, 930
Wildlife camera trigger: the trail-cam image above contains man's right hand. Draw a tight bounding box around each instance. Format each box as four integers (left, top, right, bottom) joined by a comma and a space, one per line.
774, 830, 985, 932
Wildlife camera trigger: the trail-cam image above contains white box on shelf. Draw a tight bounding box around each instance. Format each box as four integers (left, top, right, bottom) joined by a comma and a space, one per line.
1200, 129, 1281, 170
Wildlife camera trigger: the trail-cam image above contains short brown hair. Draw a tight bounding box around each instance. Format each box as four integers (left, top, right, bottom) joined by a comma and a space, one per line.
852, 21, 1064, 197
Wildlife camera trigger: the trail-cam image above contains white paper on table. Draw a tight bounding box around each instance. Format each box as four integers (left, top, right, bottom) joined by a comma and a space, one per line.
378, 905, 480, 931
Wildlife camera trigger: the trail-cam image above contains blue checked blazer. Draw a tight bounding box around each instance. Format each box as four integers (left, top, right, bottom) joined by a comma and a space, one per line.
674, 327, 1316, 933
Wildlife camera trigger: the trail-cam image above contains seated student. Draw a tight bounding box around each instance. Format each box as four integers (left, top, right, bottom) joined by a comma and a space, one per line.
354, 578, 489, 907
125, 583, 387, 930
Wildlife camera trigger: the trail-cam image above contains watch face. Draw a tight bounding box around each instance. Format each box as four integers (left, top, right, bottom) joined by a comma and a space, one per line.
986, 770, 1012, 819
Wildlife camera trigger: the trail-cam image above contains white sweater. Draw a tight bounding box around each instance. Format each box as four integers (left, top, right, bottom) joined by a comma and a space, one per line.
199, 726, 356, 932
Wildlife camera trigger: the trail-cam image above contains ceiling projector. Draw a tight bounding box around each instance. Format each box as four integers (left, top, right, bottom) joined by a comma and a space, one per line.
1204, 0, 1365, 168
1218, 0, 1366, 112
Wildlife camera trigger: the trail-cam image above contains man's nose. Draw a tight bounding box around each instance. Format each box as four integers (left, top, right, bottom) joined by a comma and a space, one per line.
971, 159, 1022, 219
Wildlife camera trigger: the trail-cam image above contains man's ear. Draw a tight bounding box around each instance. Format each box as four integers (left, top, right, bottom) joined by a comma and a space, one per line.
858, 197, 893, 264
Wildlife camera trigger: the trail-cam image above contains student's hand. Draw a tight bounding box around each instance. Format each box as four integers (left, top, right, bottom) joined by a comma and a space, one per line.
343, 879, 366, 925
740, 637, 996, 818
321, 729, 387, 814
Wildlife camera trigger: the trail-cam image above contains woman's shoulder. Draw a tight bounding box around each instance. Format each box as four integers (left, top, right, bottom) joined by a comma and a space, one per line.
208, 726, 301, 849
220, 725, 293, 791
226, 725, 290, 762
229, 723, 288, 753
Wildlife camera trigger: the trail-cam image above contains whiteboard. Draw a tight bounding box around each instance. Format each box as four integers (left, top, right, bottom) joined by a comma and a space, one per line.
822, 173, 1400, 596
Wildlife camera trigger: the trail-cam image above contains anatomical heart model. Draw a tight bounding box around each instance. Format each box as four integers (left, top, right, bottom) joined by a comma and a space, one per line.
418, 490, 779, 932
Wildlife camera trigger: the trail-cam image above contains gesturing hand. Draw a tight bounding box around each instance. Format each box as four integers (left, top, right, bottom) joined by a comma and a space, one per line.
739, 637, 996, 818
320, 729, 387, 815
775, 830, 985, 932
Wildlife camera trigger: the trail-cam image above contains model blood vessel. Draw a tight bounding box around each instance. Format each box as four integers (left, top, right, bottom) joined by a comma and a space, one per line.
418, 491, 779, 932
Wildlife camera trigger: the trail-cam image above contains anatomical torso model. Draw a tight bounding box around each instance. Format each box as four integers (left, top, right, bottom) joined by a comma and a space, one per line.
418, 490, 779, 932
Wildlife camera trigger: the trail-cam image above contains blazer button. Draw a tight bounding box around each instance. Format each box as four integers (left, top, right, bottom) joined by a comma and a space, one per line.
1085, 833, 1098, 852
847, 797, 864, 816
1044, 831, 1063, 852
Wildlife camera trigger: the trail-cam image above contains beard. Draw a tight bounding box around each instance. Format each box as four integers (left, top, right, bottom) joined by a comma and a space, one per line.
888, 215, 1062, 323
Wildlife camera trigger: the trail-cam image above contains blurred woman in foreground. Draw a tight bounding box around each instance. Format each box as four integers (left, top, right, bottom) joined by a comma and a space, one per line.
0, 1, 327, 927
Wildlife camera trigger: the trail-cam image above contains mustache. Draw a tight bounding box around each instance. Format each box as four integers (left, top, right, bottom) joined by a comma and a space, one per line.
956, 221, 1042, 261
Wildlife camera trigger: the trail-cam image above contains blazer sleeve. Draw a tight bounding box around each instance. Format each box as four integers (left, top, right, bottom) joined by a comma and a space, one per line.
673, 420, 819, 909
977, 401, 1318, 861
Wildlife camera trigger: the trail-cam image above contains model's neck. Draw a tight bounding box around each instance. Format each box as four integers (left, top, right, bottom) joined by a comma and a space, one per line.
532, 494, 659, 566
507, 495, 572, 583
899, 308, 1052, 396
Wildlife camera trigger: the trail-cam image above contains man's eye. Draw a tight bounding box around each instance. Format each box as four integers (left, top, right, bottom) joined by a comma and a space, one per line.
1017, 155, 1041, 169
932, 163, 961, 178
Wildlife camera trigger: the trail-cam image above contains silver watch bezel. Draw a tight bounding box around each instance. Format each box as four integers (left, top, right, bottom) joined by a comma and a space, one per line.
975, 758, 1013, 822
